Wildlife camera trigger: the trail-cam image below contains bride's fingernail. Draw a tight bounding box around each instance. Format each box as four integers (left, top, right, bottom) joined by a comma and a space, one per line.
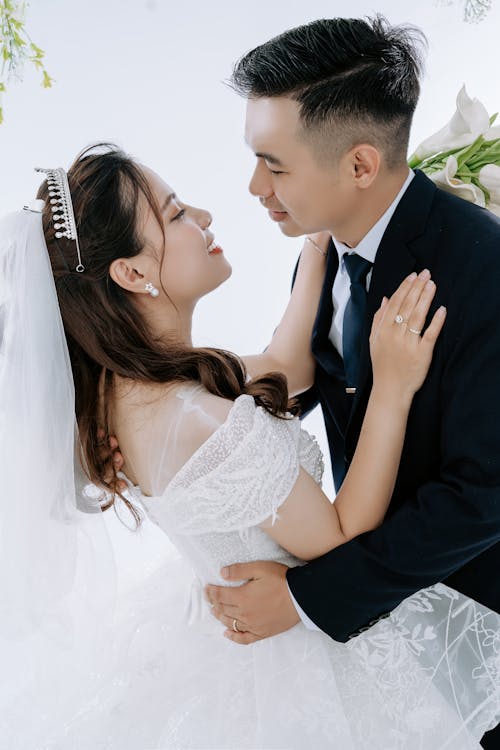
221, 567, 229, 579
381, 296, 387, 308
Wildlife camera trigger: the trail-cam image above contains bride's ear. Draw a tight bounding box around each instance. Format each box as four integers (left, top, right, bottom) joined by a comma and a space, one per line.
109, 257, 149, 295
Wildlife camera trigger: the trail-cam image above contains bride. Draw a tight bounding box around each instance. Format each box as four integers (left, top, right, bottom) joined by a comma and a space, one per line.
1, 142, 499, 749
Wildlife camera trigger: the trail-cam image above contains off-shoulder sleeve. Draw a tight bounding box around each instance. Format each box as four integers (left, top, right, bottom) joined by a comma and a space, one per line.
160, 394, 302, 536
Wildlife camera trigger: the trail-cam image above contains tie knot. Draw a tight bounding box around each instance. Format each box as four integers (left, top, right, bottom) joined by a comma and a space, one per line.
343, 253, 372, 286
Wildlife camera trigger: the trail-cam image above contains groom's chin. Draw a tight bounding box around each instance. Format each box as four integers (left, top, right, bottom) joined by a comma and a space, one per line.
274, 216, 306, 238
279, 225, 304, 238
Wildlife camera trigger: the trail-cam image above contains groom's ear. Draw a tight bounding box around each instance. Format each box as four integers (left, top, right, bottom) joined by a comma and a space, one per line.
349, 145, 381, 189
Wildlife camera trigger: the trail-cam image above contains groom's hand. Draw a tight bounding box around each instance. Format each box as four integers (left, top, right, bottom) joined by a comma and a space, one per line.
205, 561, 300, 645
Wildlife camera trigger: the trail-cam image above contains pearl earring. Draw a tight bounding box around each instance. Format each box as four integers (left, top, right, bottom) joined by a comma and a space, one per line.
145, 282, 160, 298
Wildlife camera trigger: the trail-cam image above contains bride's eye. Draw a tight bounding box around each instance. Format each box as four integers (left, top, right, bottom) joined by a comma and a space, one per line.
172, 208, 186, 221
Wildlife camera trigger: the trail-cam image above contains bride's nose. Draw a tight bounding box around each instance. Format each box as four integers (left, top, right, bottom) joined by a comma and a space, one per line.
192, 206, 212, 230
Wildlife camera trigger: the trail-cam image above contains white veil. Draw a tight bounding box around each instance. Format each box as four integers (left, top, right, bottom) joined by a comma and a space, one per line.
0, 206, 119, 744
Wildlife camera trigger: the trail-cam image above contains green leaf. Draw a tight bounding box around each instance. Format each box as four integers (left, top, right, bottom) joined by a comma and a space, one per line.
408, 153, 421, 169
13, 31, 25, 47
42, 69, 53, 88
468, 140, 500, 170
0, 81, 5, 92
455, 135, 485, 170
30, 42, 44, 58
0, 106, 3, 125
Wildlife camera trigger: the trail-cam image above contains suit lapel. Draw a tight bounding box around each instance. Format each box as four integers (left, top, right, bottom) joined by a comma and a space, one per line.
311, 239, 352, 434
311, 238, 343, 376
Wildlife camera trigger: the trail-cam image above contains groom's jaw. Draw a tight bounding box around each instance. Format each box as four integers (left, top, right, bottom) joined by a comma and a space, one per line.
269, 211, 305, 238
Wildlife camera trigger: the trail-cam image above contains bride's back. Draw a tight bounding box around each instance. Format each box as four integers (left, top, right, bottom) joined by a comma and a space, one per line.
110, 377, 234, 497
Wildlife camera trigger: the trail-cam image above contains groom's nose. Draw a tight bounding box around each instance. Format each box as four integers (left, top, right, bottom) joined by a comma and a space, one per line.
249, 160, 273, 200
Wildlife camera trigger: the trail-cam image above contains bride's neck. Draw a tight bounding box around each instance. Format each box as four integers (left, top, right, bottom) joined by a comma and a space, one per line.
142, 299, 194, 348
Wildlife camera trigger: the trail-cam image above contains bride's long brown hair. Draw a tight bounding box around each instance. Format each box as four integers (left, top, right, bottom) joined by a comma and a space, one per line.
37, 144, 296, 519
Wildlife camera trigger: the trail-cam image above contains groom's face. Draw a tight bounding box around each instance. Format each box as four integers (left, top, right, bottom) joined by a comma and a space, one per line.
245, 96, 355, 237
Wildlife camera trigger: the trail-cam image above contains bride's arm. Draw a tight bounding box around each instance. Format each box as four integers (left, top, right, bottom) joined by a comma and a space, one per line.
260, 271, 447, 561
241, 232, 329, 397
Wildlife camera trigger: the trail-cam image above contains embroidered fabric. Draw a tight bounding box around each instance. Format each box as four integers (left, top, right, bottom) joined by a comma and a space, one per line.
117, 383, 498, 749
13, 383, 499, 749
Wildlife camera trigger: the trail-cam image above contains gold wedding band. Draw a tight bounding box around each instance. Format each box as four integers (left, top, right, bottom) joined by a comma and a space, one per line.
408, 327, 422, 335
232, 618, 241, 633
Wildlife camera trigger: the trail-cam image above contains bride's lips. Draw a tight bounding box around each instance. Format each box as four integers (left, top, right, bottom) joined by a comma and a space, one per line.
207, 239, 223, 255
268, 209, 288, 222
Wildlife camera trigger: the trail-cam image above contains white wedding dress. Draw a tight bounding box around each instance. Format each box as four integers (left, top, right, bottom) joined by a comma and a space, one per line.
14, 384, 500, 749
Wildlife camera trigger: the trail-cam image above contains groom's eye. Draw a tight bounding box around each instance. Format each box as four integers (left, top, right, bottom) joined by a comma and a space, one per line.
269, 169, 284, 175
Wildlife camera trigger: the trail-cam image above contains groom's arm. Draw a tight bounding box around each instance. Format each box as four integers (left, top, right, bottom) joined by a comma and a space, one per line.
288, 236, 500, 641
208, 221, 500, 646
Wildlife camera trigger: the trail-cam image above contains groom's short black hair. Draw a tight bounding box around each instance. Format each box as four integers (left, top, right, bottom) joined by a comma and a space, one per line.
230, 16, 426, 168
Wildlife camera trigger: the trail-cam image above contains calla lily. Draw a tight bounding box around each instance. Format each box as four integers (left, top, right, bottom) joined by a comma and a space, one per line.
428, 155, 486, 207
485, 125, 500, 142
486, 202, 500, 217
479, 164, 500, 217
410, 86, 500, 217
479, 164, 500, 206
410, 86, 491, 163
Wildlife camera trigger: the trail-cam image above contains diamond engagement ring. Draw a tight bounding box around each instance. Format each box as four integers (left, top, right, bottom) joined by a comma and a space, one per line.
394, 314, 406, 325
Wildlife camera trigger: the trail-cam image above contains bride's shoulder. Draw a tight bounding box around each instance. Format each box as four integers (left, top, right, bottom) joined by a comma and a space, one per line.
173, 382, 236, 424
118, 378, 247, 438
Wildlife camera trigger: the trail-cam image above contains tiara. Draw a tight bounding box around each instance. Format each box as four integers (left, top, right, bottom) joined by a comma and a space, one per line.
35, 167, 85, 273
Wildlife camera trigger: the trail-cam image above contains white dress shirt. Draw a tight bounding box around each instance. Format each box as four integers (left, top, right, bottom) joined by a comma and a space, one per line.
288, 169, 415, 631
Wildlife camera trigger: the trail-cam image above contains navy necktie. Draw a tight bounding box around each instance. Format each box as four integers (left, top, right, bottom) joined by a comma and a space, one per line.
342, 253, 373, 392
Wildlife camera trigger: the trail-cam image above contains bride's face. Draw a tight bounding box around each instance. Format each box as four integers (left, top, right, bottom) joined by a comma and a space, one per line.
139, 167, 232, 306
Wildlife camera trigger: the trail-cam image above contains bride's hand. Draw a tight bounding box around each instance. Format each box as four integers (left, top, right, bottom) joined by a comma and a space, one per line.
369, 269, 446, 401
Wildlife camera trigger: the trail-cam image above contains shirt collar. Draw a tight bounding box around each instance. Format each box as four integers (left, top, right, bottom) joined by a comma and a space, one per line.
332, 169, 414, 265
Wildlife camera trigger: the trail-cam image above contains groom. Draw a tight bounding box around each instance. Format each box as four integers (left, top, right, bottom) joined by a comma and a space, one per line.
205, 16, 500, 746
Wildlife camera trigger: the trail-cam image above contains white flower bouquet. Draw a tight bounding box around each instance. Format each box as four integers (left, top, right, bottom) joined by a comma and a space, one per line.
409, 86, 500, 216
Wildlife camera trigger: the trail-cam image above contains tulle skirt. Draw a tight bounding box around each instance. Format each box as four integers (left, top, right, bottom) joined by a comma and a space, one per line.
2, 519, 500, 750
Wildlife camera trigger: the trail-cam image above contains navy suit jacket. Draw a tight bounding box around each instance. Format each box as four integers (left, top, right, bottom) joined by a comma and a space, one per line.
287, 170, 500, 643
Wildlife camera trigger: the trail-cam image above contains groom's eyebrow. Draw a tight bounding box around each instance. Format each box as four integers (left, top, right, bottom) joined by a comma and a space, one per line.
255, 152, 284, 167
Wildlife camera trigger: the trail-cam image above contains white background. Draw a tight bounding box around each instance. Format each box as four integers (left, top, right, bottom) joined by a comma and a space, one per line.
1, 0, 499, 523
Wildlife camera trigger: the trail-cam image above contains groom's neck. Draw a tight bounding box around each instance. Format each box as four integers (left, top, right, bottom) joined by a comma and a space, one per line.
331, 166, 410, 249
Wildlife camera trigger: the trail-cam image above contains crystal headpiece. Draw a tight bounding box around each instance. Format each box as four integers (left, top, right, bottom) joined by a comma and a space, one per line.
35, 167, 85, 273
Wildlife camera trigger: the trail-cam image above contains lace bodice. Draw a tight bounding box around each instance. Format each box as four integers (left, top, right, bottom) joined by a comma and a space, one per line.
138, 389, 324, 586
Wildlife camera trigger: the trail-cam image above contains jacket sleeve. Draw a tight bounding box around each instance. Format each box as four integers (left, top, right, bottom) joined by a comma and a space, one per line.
287, 232, 500, 642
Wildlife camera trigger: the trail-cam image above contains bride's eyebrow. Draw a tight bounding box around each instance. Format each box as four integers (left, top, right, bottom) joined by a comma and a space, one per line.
160, 193, 177, 212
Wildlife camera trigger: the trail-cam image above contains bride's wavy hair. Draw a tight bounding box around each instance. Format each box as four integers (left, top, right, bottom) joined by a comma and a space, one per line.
37, 143, 296, 519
